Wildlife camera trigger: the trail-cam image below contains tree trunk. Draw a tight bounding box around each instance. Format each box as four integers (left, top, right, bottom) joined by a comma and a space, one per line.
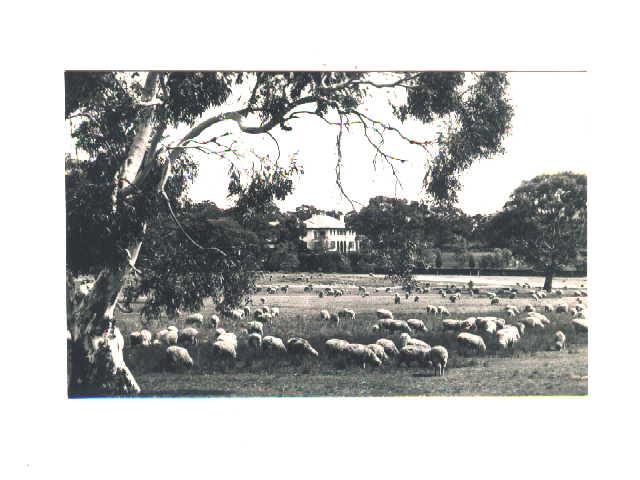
543, 270, 554, 292
68, 72, 163, 397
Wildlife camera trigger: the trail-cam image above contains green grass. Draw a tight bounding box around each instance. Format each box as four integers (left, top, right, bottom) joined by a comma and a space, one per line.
83, 273, 588, 396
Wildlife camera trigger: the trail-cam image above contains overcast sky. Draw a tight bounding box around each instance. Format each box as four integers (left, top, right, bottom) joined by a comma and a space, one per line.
185, 72, 588, 215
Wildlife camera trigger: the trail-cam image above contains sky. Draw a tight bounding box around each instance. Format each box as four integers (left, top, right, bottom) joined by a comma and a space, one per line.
65, 72, 588, 216
184, 72, 588, 215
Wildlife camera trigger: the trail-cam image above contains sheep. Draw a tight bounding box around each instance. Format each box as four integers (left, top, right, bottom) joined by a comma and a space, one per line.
569, 307, 578, 316
230, 309, 244, 321
246, 321, 264, 336
211, 338, 237, 363
528, 312, 550, 325
524, 304, 535, 313
575, 304, 584, 312
344, 344, 382, 368
496, 327, 520, 350
247, 333, 262, 353
164, 330, 179, 346
440, 291, 447, 298
456, 332, 487, 355
319, 309, 330, 321
491, 297, 500, 305
572, 317, 588, 333
271, 307, 280, 317
426, 305, 438, 314
442, 319, 466, 332
505, 309, 517, 318
556, 303, 569, 313
437, 306, 450, 317
479, 319, 498, 335
260, 297, 267, 304
166, 346, 194, 371
167, 326, 179, 333
325, 339, 350, 359
330, 312, 341, 326
449, 295, 458, 304
259, 313, 274, 325
216, 332, 238, 349
243, 306, 251, 317
553, 330, 566, 350
406, 319, 427, 332
543, 304, 553, 313
387, 320, 412, 334
394, 293, 401, 304
262, 335, 287, 356
398, 345, 431, 367
260, 306, 271, 314
520, 315, 545, 329
504, 305, 520, 314
510, 322, 526, 336
429, 346, 448, 376
376, 309, 394, 320
184, 313, 203, 328
210, 314, 221, 329
178, 327, 199, 346
414, 296, 420, 302
338, 308, 356, 320
376, 338, 400, 358
399, 333, 430, 350
287, 337, 319, 358
509, 292, 517, 299
367, 344, 389, 363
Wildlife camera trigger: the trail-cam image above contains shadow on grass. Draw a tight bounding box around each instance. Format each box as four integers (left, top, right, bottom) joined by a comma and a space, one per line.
69, 388, 237, 398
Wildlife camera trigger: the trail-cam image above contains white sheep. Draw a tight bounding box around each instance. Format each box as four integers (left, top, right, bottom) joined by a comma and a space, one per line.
287, 337, 319, 358
271, 307, 280, 317
185, 313, 204, 327
437, 306, 450, 317
376, 309, 394, 320
429, 346, 448, 376
319, 309, 330, 321
553, 330, 566, 350
387, 319, 412, 334
456, 332, 487, 354
338, 308, 356, 320
211, 338, 237, 362
329, 312, 341, 326
496, 326, 520, 350
262, 335, 287, 355
426, 304, 438, 314
345, 343, 382, 368
366, 344, 389, 363
246, 321, 264, 336
406, 319, 427, 332
398, 344, 431, 367
164, 330, 179, 346
399, 333, 430, 350
504, 305, 520, 314
325, 338, 350, 358
178, 327, 199, 346
216, 332, 238, 350
510, 322, 526, 336
166, 345, 194, 370
376, 338, 400, 358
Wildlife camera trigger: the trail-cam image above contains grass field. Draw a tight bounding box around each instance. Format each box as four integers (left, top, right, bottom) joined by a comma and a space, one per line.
82, 272, 588, 397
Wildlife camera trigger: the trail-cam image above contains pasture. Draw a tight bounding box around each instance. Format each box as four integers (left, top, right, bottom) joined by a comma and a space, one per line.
81, 273, 588, 397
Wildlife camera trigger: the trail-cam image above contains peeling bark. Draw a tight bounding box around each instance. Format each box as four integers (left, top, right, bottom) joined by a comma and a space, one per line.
68, 72, 163, 397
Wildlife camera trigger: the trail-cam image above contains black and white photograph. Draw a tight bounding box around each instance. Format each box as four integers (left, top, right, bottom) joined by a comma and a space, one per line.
65, 70, 588, 397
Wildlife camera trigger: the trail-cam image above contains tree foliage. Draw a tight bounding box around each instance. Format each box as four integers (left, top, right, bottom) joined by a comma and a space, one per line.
489, 172, 587, 284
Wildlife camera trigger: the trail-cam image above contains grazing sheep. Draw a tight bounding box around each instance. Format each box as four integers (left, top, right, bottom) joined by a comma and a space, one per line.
510, 322, 526, 336
178, 327, 199, 346
345, 344, 382, 368
210, 314, 221, 329
437, 306, 450, 317
387, 320, 412, 334
399, 333, 430, 350
398, 345, 431, 367
479, 319, 498, 335
287, 337, 319, 358
449, 295, 458, 304
262, 335, 287, 356
211, 338, 237, 363
185, 313, 204, 327
426, 304, 438, 314
367, 344, 389, 363
376, 309, 394, 320
496, 327, 520, 350
376, 338, 400, 358
528, 312, 550, 325
414, 296, 420, 302
164, 330, 179, 346
553, 331, 566, 350
271, 307, 280, 317
442, 319, 466, 332
524, 304, 535, 313
319, 309, 330, 321
456, 333, 487, 355
520, 316, 545, 329
543, 304, 553, 313
338, 308, 356, 320
491, 297, 500, 305
325, 339, 350, 359
504, 305, 520, 314
407, 319, 427, 332
556, 303, 569, 313
258, 312, 273, 325
247, 333, 262, 353
429, 346, 448, 376
166, 346, 194, 371
330, 312, 341, 326
167, 326, 179, 333
246, 321, 264, 336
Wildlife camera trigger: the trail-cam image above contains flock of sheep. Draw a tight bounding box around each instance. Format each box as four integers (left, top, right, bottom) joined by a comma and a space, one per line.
105, 278, 588, 376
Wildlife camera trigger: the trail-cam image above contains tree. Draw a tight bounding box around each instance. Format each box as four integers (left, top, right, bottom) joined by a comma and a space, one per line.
66, 71, 513, 395
489, 173, 587, 290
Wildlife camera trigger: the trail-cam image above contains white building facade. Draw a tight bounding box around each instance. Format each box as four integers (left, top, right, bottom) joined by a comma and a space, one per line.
301, 215, 359, 253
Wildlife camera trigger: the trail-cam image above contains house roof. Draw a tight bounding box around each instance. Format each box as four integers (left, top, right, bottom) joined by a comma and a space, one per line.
304, 214, 345, 229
